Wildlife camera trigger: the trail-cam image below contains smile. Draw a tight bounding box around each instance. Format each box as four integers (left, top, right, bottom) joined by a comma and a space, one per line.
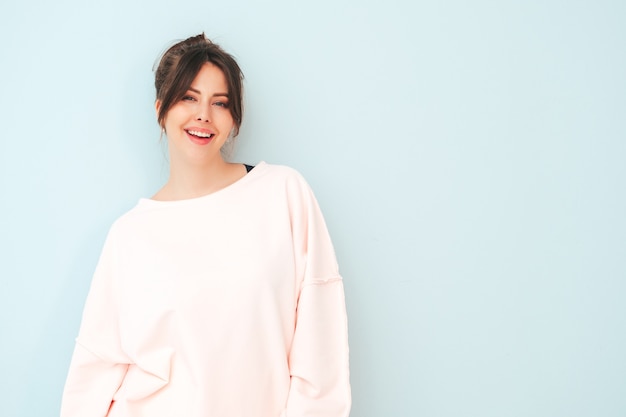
186, 129, 215, 139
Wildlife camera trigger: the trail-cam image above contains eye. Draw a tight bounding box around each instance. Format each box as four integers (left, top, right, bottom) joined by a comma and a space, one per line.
182, 95, 196, 102
214, 101, 229, 108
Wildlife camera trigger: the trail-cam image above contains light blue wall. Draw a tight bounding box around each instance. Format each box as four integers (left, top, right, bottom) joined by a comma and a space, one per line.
1, 1, 625, 416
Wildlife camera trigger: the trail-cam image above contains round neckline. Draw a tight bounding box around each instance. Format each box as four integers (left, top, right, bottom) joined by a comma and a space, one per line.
138, 161, 266, 207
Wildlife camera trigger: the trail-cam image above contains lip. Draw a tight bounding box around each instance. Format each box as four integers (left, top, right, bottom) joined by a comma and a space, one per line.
185, 127, 215, 146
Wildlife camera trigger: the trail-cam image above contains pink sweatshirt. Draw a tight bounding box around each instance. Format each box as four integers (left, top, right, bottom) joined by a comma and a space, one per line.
60, 162, 351, 417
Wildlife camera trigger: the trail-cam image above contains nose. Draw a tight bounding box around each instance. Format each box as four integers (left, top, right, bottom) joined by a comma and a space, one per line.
196, 105, 211, 122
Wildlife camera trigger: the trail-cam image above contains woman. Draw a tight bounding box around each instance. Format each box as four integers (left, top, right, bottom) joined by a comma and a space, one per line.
60, 34, 351, 417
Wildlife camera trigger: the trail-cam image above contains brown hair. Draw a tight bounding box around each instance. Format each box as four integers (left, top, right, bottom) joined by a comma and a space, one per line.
154, 34, 244, 136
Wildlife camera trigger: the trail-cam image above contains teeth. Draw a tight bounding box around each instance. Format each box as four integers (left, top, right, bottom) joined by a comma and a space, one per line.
187, 130, 213, 138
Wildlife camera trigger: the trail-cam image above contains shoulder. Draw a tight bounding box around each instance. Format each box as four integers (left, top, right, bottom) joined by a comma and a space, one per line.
255, 162, 304, 180
252, 163, 320, 204
254, 162, 312, 190
101, 199, 155, 241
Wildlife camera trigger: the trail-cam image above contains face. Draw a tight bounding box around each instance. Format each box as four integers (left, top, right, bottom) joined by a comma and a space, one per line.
157, 62, 234, 167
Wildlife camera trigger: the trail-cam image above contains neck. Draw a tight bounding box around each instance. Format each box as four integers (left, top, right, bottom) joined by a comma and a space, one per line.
155, 155, 239, 201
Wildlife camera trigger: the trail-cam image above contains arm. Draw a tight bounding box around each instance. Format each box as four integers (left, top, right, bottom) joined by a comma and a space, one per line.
61, 344, 129, 417
61, 228, 130, 417
284, 172, 351, 416
285, 279, 351, 416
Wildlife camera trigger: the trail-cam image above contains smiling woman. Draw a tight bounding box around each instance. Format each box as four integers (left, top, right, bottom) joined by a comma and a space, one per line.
152, 35, 246, 201
155, 62, 239, 196
161, 63, 233, 145
59, 34, 351, 417
154, 34, 243, 135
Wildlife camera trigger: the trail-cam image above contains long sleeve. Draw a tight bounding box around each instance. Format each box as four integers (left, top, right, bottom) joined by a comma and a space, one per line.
60, 228, 130, 417
283, 173, 351, 417
59, 162, 350, 417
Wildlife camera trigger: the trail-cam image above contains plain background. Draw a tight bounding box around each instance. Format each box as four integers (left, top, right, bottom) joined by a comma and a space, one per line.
1, 1, 625, 416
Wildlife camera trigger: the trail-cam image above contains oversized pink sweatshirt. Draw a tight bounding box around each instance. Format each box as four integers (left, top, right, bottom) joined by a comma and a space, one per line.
60, 162, 351, 417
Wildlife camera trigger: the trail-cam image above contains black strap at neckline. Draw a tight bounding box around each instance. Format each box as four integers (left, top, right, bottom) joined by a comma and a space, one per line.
244, 164, 255, 173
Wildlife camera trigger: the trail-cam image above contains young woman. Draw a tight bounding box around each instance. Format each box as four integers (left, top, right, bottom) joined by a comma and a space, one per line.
60, 34, 351, 417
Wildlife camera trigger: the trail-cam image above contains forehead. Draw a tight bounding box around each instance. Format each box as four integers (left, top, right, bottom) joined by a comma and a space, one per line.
190, 62, 228, 92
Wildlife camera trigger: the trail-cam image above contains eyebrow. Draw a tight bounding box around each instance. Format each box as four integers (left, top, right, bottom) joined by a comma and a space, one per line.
188, 87, 229, 97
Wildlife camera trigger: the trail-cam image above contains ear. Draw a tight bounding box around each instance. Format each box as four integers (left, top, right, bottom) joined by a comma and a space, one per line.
155, 100, 167, 133
155, 99, 162, 120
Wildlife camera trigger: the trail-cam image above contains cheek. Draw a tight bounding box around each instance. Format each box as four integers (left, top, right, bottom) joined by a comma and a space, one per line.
216, 111, 235, 128
162, 106, 186, 128
225, 109, 236, 124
